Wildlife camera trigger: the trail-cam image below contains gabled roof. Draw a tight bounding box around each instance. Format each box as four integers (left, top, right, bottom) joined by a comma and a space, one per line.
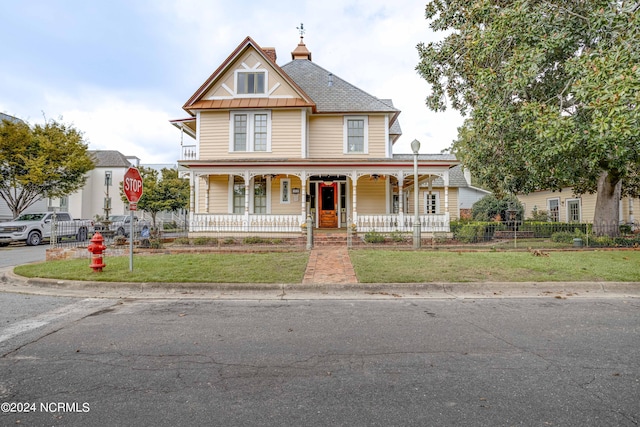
89, 150, 134, 168
183, 36, 315, 114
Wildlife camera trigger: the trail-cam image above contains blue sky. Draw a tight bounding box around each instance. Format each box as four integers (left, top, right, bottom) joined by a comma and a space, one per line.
0, 0, 463, 164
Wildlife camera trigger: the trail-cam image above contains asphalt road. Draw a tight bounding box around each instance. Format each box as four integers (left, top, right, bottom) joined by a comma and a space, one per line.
0, 243, 47, 268
1, 297, 638, 426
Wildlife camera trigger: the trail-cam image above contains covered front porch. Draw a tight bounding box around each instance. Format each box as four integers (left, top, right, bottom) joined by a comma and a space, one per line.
182, 158, 457, 236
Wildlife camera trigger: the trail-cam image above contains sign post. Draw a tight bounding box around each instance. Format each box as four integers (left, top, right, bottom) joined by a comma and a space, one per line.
123, 167, 144, 271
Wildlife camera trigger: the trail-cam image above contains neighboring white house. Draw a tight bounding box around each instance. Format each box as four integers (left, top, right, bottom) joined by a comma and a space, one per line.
1, 112, 144, 221
60, 150, 139, 220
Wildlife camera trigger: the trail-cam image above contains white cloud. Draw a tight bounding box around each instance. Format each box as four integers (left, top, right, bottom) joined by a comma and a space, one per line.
1, 0, 464, 162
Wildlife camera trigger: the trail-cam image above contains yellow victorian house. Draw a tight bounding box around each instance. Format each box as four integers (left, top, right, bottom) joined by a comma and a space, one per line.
172, 36, 460, 235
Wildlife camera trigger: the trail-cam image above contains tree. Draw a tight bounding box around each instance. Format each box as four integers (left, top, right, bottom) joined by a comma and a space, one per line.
0, 117, 94, 217
120, 166, 189, 229
416, 0, 640, 236
471, 194, 524, 222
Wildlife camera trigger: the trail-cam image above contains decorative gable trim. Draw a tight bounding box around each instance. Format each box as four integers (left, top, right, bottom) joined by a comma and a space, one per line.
183, 36, 315, 114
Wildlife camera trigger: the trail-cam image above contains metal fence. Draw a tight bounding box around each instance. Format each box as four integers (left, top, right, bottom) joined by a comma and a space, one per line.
48, 215, 640, 251
344, 220, 640, 249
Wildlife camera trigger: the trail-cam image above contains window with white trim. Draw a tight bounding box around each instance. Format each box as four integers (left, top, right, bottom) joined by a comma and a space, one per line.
567, 199, 581, 222
233, 176, 245, 214
230, 111, 271, 152
548, 198, 559, 222
344, 116, 368, 153
236, 71, 265, 95
280, 179, 290, 204
424, 192, 440, 214
253, 176, 267, 214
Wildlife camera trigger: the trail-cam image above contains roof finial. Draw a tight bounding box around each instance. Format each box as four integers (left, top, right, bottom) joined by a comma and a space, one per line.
296, 23, 305, 42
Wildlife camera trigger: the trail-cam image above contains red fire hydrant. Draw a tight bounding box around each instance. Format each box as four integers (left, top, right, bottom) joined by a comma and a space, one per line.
87, 232, 106, 272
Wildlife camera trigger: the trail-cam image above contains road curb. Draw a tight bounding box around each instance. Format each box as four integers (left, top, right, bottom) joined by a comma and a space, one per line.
1, 267, 639, 299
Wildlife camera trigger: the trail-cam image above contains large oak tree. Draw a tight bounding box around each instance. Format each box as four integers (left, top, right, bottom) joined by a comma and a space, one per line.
417, 0, 640, 235
0, 117, 94, 217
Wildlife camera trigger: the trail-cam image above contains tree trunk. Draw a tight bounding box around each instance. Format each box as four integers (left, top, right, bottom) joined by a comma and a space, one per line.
593, 171, 622, 237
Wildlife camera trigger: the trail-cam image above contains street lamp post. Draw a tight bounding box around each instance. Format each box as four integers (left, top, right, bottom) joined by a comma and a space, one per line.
411, 139, 421, 249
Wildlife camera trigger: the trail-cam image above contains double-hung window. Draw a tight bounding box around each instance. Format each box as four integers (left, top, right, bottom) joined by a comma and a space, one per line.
253, 177, 267, 214
230, 111, 271, 152
233, 176, 245, 214
344, 116, 368, 154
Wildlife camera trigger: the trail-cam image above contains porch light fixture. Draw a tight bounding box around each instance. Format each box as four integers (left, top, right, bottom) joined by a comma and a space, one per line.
411, 139, 421, 249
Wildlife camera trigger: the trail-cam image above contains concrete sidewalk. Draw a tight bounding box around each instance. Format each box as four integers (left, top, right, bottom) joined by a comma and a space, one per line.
1, 266, 639, 300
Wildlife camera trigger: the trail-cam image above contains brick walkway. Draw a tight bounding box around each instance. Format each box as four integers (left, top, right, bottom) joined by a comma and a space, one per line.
302, 247, 358, 284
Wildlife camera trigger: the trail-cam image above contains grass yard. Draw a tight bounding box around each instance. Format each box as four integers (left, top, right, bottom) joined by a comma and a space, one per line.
13, 249, 640, 284
349, 250, 640, 283
15, 252, 309, 284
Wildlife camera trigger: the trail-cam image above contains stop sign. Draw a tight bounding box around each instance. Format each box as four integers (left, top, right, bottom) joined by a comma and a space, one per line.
123, 167, 144, 203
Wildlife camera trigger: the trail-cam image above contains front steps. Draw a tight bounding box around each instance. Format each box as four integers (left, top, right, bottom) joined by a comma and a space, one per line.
312, 231, 348, 247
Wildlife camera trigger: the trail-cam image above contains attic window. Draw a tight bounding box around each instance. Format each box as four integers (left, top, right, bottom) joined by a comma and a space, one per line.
237, 71, 265, 95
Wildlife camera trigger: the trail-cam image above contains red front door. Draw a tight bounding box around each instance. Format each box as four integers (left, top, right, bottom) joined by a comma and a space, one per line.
319, 183, 338, 228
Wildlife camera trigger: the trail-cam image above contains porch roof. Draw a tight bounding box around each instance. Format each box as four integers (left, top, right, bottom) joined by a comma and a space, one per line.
179, 155, 458, 169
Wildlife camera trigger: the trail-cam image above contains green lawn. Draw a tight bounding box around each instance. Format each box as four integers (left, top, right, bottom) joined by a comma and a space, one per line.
15, 252, 309, 284
13, 249, 640, 283
350, 250, 640, 283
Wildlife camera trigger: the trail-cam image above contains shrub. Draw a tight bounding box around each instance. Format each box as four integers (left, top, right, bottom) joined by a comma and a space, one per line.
222, 237, 236, 245
173, 237, 191, 245
455, 223, 484, 243
364, 230, 386, 243
619, 224, 632, 235
193, 237, 217, 246
243, 236, 270, 244
550, 231, 575, 244
452, 221, 505, 243
529, 207, 549, 221
389, 230, 407, 243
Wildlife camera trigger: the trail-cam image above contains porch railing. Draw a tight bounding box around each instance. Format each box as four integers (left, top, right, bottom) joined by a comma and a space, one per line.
355, 213, 450, 233
191, 214, 304, 233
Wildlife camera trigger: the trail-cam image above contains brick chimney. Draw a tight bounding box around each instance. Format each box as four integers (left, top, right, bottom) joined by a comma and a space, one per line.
262, 47, 277, 63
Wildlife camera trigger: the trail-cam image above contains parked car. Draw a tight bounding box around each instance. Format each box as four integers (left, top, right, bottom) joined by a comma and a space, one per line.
93, 215, 150, 237
0, 212, 93, 246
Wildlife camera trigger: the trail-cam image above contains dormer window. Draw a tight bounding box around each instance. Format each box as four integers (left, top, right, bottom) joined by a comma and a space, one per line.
237, 71, 265, 95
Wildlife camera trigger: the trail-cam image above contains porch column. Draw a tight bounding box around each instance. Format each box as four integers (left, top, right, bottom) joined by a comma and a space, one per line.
204, 176, 210, 213
351, 172, 358, 224
189, 172, 195, 232
243, 170, 250, 230
397, 170, 404, 224
300, 171, 307, 225
443, 170, 450, 215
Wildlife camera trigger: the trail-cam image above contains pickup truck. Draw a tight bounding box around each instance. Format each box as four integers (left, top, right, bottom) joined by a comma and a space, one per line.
93, 215, 150, 237
0, 212, 94, 246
